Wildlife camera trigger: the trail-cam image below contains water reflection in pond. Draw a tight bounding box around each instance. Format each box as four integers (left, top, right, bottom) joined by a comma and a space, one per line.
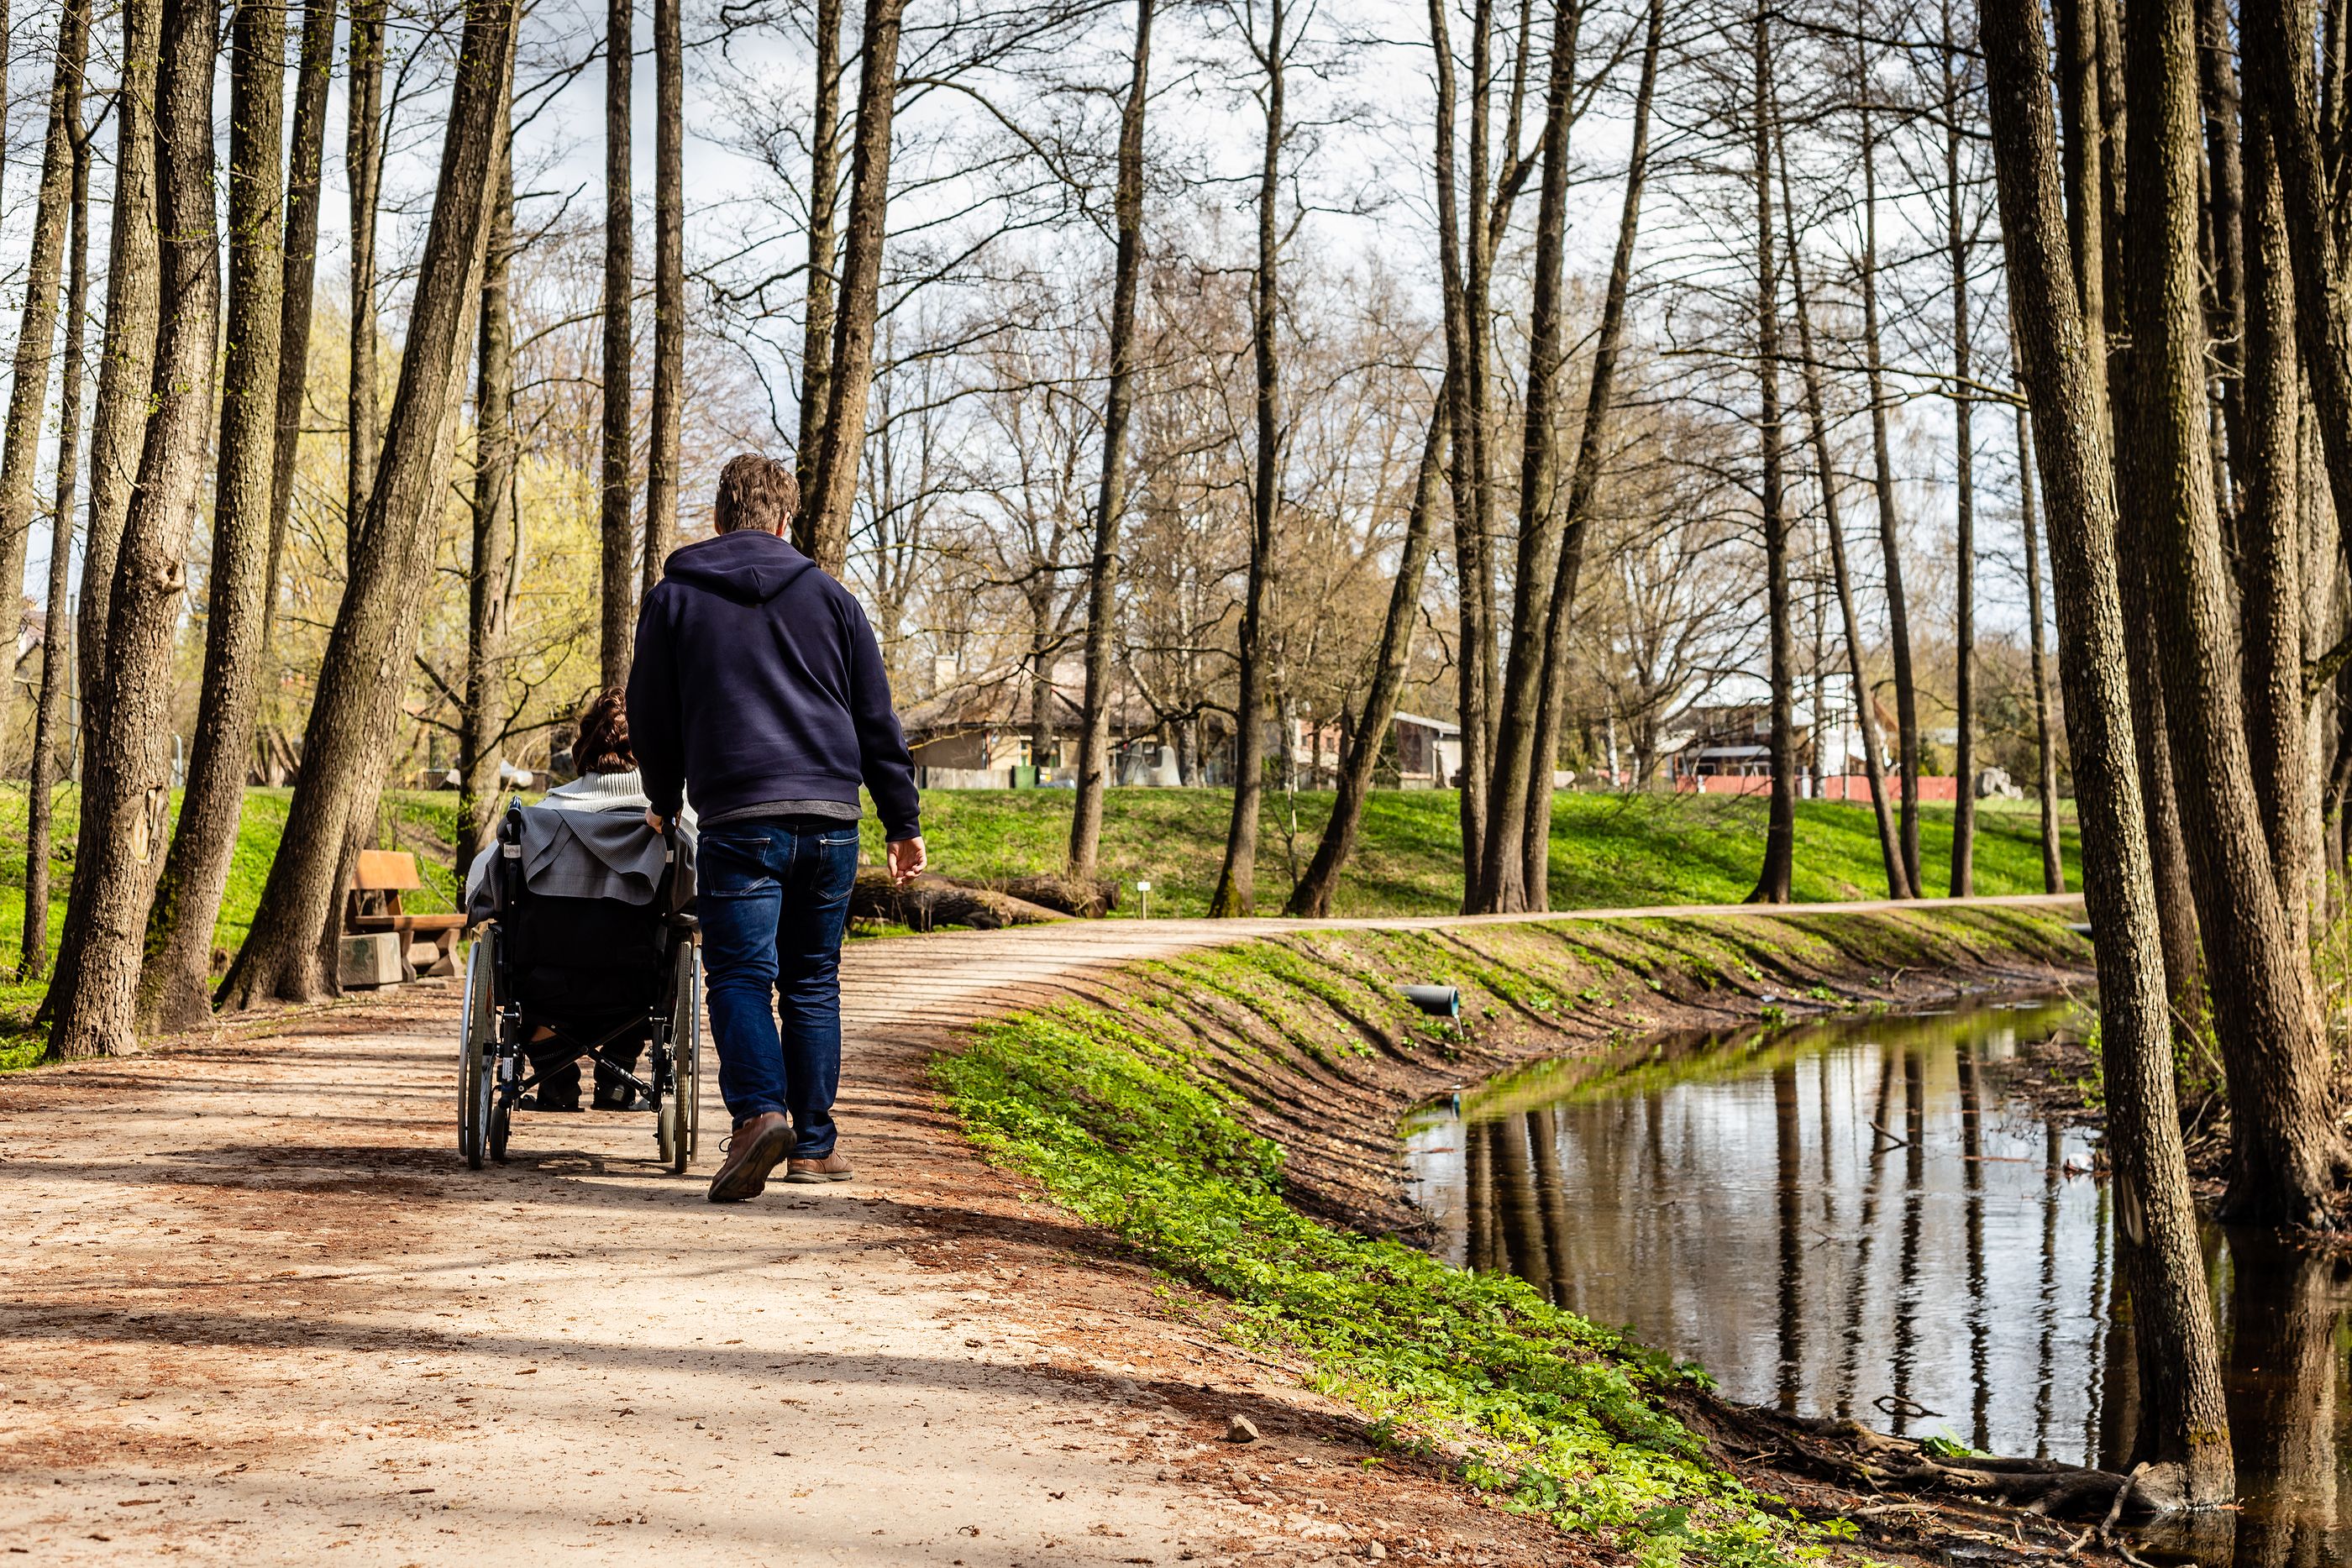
1402, 998, 2352, 1566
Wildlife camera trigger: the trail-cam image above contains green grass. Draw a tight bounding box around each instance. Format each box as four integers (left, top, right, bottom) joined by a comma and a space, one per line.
864, 787, 2076, 918
939, 994, 1838, 1565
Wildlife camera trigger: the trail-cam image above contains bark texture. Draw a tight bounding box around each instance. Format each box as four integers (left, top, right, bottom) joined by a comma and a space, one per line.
142, 0, 289, 1033
2126, 0, 2339, 1230
800, 0, 908, 574
1068, 0, 1153, 879
1982, 0, 2234, 1500
460, 135, 517, 872
2018, 405, 2066, 894
218, 0, 519, 1010
600, 0, 635, 684
346, 0, 386, 549
48, 0, 220, 1061
644, 0, 681, 588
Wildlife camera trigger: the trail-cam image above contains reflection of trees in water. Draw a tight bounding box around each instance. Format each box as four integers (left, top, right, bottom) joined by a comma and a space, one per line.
1438, 1004, 2352, 1564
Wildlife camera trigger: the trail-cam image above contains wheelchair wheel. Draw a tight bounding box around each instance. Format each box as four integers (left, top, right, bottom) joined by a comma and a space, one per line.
488, 1097, 512, 1163
458, 934, 496, 1169
657, 944, 701, 1175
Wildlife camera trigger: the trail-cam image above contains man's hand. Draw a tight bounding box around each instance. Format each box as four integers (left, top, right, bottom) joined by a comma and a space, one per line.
645, 809, 666, 833
887, 836, 927, 886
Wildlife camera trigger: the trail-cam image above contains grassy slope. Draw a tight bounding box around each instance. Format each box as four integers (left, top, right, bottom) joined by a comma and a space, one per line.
940, 908, 2088, 1565
872, 787, 2077, 918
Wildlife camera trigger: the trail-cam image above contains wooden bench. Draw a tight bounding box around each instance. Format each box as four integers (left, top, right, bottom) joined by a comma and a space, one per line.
344, 849, 465, 982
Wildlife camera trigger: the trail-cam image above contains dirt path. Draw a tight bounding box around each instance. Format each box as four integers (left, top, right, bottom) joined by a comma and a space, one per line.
0, 895, 2080, 1565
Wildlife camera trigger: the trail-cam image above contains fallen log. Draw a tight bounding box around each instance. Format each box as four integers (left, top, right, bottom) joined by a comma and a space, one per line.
849, 870, 1068, 931
978, 873, 1120, 918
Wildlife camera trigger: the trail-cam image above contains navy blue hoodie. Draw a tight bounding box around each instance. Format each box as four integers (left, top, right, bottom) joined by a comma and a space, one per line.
626, 531, 921, 840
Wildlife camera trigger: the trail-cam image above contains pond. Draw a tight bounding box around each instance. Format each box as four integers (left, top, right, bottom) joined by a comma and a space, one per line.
1402, 996, 2352, 1566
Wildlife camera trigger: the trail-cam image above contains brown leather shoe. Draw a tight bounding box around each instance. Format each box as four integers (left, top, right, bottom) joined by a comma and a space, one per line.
706, 1113, 793, 1203
783, 1149, 853, 1183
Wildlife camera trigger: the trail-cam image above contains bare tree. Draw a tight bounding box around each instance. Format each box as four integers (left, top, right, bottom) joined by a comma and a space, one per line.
601, 0, 636, 684
1068, 0, 1155, 879
800, 0, 911, 574
2017, 404, 2064, 894
791, 0, 844, 522
1209, 0, 1299, 919
1982, 0, 2233, 1500
220, 0, 521, 1009
264, 0, 341, 659
0, 0, 92, 614
1941, 0, 1978, 895
47, 0, 221, 1060
645, 0, 683, 585
347, 0, 387, 547
460, 124, 517, 869
1746, 0, 1794, 905
20, 55, 91, 979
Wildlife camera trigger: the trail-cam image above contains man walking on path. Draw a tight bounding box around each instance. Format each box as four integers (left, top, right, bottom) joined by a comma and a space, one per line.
628, 454, 927, 1203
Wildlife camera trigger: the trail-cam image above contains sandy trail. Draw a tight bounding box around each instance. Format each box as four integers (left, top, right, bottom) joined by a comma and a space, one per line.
0, 897, 2080, 1565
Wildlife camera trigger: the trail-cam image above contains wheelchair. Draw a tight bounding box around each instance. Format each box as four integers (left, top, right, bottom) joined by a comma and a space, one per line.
457, 800, 702, 1173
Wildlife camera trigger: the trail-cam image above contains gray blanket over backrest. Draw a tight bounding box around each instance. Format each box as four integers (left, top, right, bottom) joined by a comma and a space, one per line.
462, 807, 696, 921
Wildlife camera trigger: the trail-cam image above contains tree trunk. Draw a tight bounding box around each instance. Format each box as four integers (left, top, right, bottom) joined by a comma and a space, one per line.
791, 0, 843, 531
46, 0, 219, 1061
21, 96, 90, 980
1982, 0, 2234, 1500
44, 0, 158, 1034
1210, 0, 1288, 920
140, 0, 288, 1034
1427, 0, 1484, 905
1860, 92, 1924, 896
346, 0, 386, 551
2018, 404, 2066, 894
1783, 139, 1910, 900
262, 0, 339, 664
2196, 0, 2244, 500
0, 0, 90, 614
600, 0, 634, 684
1478, 0, 1581, 915
1068, 0, 1153, 879
1288, 400, 1448, 918
459, 129, 517, 873
1522, 0, 1661, 907
1945, 0, 1977, 897
644, 0, 682, 590
217, 0, 519, 1010
800, 0, 909, 576
1746, 3, 1794, 906
2124, 0, 2339, 1230
2241, 128, 2309, 949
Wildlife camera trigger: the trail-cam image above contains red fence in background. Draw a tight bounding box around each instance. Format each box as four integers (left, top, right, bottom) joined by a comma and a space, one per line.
1674, 774, 1960, 802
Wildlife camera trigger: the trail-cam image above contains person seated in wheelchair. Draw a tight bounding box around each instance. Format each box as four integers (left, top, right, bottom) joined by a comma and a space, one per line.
462, 689, 697, 1112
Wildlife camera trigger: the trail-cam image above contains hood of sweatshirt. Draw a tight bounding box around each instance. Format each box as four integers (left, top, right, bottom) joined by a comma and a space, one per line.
662, 530, 821, 604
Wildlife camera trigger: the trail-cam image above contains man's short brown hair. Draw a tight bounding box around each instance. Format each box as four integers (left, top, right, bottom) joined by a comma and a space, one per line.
714, 453, 800, 534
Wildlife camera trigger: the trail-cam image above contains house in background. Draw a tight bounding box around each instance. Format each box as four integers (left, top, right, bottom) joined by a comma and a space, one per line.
900, 660, 1167, 789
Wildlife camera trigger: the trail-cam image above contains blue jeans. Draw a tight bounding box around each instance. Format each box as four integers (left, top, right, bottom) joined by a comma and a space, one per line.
696, 819, 861, 1156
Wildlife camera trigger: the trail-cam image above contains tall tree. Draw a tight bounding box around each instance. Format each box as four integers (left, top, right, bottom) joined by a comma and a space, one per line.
1943, 0, 1978, 895
1746, 0, 1794, 905
1068, 0, 1156, 879
47, 0, 158, 1034
459, 123, 517, 871
219, 0, 521, 1010
20, 56, 90, 980
1858, 78, 1924, 895
140, 0, 289, 1033
263, 0, 339, 660
1287, 400, 1449, 917
1479, 0, 1582, 914
1520, 0, 1662, 906
0, 0, 92, 613
2127, 0, 2340, 1230
1209, 0, 1294, 919
1785, 139, 1910, 900
798, 0, 910, 574
792, 0, 843, 527
46, 0, 221, 1060
346, 0, 387, 546
644, 0, 683, 588
1981, 0, 2233, 1499
601, 0, 636, 684
2017, 404, 2066, 894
